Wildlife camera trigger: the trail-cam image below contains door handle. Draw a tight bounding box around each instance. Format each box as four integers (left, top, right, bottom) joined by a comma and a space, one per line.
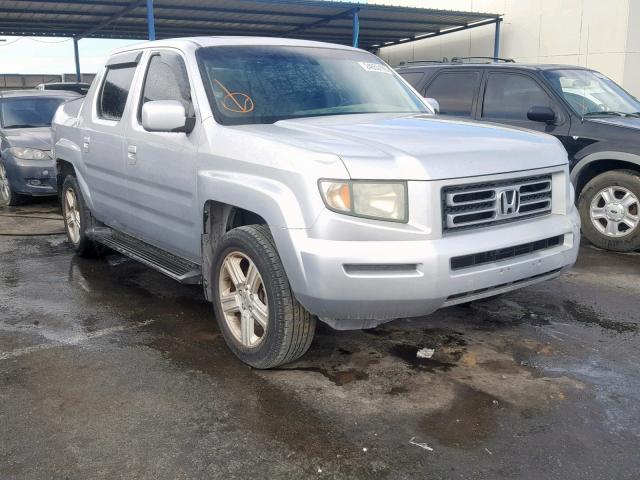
82, 136, 90, 152
127, 145, 137, 164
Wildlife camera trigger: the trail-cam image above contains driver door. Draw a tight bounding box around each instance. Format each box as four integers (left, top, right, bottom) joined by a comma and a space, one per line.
478, 71, 571, 141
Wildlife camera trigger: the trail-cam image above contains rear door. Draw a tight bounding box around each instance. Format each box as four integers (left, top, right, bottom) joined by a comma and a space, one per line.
423, 69, 482, 118
80, 52, 141, 228
478, 70, 571, 138
122, 49, 201, 261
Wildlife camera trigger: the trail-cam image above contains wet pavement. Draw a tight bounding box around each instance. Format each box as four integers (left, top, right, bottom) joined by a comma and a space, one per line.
1, 200, 639, 479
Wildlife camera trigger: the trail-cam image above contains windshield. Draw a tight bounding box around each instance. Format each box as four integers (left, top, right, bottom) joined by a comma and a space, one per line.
197, 46, 428, 125
0, 97, 67, 128
543, 69, 640, 117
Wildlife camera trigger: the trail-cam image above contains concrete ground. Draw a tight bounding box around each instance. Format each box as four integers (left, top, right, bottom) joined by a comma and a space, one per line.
1, 199, 639, 480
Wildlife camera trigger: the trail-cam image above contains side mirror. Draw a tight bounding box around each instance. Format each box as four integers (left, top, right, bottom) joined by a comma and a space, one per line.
527, 106, 556, 124
425, 97, 440, 114
142, 100, 188, 132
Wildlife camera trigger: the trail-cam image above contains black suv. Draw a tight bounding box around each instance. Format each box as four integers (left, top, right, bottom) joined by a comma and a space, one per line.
397, 58, 640, 252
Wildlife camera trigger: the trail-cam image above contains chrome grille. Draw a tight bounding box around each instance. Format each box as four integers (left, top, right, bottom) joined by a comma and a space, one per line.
442, 174, 552, 232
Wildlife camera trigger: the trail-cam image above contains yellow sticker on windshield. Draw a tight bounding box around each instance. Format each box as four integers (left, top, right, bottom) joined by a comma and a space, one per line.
213, 79, 255, 114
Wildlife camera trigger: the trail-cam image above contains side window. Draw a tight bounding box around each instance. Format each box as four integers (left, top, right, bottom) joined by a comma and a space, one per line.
139, 52, 192, 120
98, 65, 137, 121
482, 73, 553, 120
424, 71, 480, 116
399, 71, 424, 89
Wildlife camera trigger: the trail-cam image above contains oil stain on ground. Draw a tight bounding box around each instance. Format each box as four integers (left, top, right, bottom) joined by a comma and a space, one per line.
419, 384, 503, 448
273, 366, 369, 386
389, 344, 457, 372
563, 300, 638, 334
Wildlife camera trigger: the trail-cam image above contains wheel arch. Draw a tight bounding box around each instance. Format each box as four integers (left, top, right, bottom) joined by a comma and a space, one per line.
201, 200, 270, 301
571, 152, 640, 194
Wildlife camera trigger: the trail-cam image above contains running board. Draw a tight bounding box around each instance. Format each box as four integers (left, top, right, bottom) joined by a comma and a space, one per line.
88, 227, 202, 284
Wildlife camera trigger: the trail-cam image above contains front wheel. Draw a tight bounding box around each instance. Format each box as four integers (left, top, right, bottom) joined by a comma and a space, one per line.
211, 224, 316, 369
578, 170, 640, 252
0, 161, 27, 206
61, 175, 103, 257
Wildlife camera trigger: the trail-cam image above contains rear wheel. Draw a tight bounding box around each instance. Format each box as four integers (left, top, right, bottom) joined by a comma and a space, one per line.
578, 170, 640, 252
0, 161, 27, 207
212, 224, 316, 369
61, 175, 103, 257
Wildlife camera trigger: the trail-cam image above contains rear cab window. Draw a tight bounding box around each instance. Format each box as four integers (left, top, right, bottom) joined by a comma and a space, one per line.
424, 70, 481, 117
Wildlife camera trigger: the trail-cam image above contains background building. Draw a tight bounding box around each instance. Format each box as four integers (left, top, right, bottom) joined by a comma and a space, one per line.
376, 0, 640, 97
0, 73, 96, 91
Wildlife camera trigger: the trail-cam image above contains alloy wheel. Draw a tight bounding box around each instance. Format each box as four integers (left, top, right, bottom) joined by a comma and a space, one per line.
0, 163, 10, 205
590, 186, 639, 238
218, 251, 269, 348
64, 188, 81, 244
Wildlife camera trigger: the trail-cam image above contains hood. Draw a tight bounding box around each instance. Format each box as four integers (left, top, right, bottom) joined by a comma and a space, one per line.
238, 114, 567, 181
2, 127, 53, 151
587, 116, 640, 131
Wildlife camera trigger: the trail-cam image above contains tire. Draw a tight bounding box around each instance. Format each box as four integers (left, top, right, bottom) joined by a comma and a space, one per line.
578, 169, 640, 252
61, 175, 103, 257
0, 161, 27, 207
211, 224, 316, 369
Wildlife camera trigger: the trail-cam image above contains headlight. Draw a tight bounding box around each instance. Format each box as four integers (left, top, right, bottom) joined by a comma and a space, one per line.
319, 180, 408, 222
8, 147, 51, 160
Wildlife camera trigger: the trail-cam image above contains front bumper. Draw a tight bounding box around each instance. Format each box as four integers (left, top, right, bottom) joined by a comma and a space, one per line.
2, 153, 57, 196
282, 208, 580, 327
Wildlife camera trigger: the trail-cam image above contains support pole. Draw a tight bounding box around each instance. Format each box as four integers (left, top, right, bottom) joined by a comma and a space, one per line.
73, 37, 81, 82
147, 0, 156, 40
493, 18, 501, 59
352, 8, 360, 48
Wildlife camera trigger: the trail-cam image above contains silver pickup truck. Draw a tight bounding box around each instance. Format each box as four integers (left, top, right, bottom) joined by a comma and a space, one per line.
52, 37, 580, 368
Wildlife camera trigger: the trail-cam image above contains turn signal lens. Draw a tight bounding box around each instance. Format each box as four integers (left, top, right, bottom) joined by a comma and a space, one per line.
319, 181, 351, 212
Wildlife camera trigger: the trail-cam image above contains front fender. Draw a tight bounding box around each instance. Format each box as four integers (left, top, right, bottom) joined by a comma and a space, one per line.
198, 170, 315, 229
571, 150, 640, 184
198, 171, 326, 298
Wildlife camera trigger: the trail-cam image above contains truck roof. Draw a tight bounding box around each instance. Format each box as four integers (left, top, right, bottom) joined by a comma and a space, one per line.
110, 36, 359, 56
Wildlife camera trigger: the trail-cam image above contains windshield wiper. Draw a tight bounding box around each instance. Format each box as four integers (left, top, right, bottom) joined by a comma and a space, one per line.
584, 111, 640, 118
3, 124, 42, 129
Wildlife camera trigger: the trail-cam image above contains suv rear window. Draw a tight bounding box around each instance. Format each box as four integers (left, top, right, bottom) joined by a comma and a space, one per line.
425, 71, 480, 116
98, 65, 137, 121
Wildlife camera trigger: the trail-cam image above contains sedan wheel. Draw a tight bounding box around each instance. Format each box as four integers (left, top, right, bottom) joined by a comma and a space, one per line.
0, 163, 10, 206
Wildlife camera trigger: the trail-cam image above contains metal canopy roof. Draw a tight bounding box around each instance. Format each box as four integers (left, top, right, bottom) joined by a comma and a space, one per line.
0, 0, 501, 51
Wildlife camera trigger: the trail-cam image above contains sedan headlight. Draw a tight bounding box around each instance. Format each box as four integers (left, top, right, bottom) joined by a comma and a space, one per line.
319, 180, 408, 222
8, 147, 51, 160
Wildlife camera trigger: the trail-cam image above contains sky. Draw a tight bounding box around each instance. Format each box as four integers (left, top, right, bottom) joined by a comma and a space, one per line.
0, 36, 141, 75
0, 1, 373, 75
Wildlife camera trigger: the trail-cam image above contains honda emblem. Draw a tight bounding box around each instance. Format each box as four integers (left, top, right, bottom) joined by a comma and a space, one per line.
498, 189, 519, 216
